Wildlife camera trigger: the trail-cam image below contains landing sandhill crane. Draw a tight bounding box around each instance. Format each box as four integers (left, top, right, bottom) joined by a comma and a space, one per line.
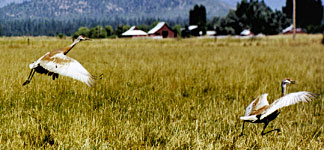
23, 35, 95, 87
240, 78, 317, 136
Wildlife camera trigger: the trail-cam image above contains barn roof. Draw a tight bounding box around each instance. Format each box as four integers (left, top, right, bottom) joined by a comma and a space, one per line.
240, 29, 253, 36
122, 26, 148, 36
206, 31, 216, 36
188, 25, 198, 30
282, 25, 303, 33
148, 22, 166, 34
282, 25, 293, 33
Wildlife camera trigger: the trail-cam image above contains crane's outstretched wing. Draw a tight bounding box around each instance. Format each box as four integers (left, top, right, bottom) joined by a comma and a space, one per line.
244, 93, 269, 116
39, 53, 95, 87
240, 115, 258, 121
260, 92, 317, 119
29, 52, 50, 69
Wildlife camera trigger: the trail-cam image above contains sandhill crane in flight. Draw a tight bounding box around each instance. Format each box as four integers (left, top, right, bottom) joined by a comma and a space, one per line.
240, 78, 317, 136
23, 35, 95, 87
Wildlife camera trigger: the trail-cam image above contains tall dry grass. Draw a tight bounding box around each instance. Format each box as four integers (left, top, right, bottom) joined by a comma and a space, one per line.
0, 35, 323, 149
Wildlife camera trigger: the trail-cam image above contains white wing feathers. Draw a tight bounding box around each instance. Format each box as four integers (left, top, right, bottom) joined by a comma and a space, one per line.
29, 52, 50, 69
39, 53, 95, 87
260, 91, 317, 119
243, 93, 269, 116
240, 115, 258, 121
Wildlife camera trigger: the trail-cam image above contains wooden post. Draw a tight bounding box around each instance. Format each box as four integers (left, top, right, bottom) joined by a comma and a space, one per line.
322, 32, 324, 45
293, 0, 296, 40
214, 25, 217, 43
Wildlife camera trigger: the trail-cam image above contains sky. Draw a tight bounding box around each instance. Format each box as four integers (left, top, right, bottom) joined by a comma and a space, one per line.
264, 0, 286, 10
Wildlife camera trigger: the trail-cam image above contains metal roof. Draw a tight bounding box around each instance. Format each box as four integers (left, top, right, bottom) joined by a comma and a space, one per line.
188, 25, 198, 30
122, 26, 148, 36
148, 22, 165, 34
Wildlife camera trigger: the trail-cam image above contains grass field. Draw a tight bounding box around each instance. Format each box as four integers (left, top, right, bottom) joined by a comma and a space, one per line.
0, 34, 323, 149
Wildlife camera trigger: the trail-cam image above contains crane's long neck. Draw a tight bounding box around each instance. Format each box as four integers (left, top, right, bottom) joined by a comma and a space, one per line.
64, 39, 80, 55
281, 83, 287, 97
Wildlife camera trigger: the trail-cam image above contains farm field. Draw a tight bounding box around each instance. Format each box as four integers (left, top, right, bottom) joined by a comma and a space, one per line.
0, 35, 323, 149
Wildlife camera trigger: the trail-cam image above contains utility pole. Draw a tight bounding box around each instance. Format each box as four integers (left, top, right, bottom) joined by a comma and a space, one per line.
293, 0, 296, 40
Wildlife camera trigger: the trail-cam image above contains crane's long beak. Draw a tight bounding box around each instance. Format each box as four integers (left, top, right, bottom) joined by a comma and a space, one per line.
84, 37, 91, 41
290, 80, 296, 84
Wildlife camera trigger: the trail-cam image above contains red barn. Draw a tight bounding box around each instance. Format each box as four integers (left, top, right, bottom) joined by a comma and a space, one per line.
148, 22, 177, 38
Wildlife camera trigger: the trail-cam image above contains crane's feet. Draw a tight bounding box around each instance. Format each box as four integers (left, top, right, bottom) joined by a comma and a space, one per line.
261, 128, 281, 136
261, 132, 265, 136
275, 128, 281, 132
22, 80, 30, 86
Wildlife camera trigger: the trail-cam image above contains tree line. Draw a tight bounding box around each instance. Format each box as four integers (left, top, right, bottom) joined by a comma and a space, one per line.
211, 0, 323, 35
0, 17, 186, 37
71, 21, 183, 39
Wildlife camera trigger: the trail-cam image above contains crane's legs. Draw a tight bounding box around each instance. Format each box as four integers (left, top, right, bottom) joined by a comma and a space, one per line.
261, 122, 269, 136
23, 69, 35, 86
240, 121, 246, 136
261, 122, 280, 136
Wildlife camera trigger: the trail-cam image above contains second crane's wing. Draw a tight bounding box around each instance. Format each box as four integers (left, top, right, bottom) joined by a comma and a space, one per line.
243, 93, 269, 116
260, 91, 317, 119
39, 53, 95, 87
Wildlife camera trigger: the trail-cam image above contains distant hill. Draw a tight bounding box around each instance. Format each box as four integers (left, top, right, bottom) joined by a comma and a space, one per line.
0, 0, 234, 20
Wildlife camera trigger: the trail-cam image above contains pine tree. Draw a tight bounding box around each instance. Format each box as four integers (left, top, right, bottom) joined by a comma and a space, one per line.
189, 4, 207, 35
283, 0, 323, 28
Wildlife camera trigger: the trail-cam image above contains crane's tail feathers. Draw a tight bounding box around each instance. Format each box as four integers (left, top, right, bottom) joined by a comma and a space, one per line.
309, 93, 319, 99
51, 73, 59, 80
86, 75, 96, 87
240, 115, 257, 121
86, 74, 103, 87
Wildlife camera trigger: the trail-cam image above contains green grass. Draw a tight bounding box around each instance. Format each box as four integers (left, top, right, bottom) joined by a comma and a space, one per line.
0, 35, 323, 149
